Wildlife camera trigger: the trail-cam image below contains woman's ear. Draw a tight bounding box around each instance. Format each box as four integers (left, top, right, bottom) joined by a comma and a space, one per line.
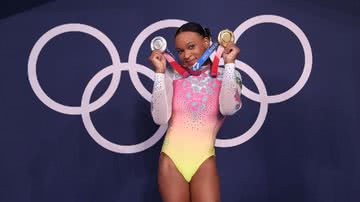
204, 37, 210, 48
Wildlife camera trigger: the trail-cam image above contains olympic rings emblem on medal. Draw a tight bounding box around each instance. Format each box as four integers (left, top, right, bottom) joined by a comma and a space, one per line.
27, 15, 313, 153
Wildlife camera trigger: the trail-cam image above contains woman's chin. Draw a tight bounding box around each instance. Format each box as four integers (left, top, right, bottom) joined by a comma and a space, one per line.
184, 61, 196, 68
182, 64, 191, 69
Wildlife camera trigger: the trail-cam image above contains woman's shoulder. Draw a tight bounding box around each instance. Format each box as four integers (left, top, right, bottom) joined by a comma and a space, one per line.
215, 66, 225, 80
164, 67, 182, 80
216, 65, 242, 80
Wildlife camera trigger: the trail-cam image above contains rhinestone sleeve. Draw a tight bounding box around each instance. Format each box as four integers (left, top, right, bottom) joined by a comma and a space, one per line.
150, 71, 173, 125
219, 63, 243, 115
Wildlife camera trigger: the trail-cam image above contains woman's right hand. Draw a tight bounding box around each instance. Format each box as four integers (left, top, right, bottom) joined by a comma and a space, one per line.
148, 50, 166, 73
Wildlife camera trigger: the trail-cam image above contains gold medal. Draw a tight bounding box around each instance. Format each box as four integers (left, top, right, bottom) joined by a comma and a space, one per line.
218, 29, 235, 47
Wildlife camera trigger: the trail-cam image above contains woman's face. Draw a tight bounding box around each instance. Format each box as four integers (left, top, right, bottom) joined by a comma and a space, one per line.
175, 31, 210, 68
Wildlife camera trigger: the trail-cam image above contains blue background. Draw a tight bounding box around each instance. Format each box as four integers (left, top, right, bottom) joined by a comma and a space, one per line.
1, 0, 359, 201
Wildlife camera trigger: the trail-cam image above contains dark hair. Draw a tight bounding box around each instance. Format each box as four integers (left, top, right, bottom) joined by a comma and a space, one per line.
175, 22, 211, 39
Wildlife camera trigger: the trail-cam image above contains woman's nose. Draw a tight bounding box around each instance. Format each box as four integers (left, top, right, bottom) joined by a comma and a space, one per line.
184, 50, 191, 59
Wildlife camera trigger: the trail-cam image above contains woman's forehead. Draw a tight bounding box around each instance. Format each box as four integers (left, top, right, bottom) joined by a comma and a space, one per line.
175, 31, 203, 46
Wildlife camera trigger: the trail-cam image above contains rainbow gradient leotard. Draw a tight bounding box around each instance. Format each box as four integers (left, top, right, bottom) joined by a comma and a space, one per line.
151, 63, 242, 182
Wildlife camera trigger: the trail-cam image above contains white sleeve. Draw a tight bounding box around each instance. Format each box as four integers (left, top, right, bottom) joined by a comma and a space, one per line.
219, 63, 243, 116
150, 71, 173, 125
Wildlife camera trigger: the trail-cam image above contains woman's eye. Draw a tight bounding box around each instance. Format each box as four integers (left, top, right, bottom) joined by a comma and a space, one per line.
177, 50, 183, 54
188, 44, 195, 49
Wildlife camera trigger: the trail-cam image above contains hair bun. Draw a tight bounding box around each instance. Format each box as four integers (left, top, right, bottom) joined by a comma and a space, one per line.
203, 27, 211, 38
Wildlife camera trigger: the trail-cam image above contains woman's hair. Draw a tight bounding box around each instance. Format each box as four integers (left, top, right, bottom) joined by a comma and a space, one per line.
175, 22, 211, 39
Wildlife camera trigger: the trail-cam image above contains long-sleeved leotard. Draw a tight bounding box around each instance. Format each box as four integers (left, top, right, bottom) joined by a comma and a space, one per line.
151, 63, 242, 182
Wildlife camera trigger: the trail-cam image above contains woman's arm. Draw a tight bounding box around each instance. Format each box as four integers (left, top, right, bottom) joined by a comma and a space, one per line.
150, 71, 173, 125
219, 63, 242, 115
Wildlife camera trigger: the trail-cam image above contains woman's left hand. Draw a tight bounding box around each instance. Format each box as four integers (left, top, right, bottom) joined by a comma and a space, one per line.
223, 42, 240, 64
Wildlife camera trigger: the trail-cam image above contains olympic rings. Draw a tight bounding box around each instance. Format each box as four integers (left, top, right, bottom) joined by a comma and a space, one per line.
28, 15, 312, 153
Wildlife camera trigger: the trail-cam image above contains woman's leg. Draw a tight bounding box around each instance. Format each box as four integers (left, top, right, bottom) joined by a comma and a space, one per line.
158, 153, 190, 202
190, 156, 221, 202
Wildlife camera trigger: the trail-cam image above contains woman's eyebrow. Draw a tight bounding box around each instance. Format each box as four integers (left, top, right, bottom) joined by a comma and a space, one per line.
176, 41, 194, 50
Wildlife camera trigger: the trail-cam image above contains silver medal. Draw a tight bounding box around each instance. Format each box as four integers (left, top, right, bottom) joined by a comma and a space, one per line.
150, 36, 167, 52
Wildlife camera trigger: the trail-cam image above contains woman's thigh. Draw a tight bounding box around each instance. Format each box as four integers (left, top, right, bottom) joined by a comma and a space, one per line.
190, 156, 221, 202
158, 153, 190, 202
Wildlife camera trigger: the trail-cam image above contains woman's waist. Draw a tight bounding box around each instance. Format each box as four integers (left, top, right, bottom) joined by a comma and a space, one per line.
165, 126, 217, 143
162, 131, 216, 152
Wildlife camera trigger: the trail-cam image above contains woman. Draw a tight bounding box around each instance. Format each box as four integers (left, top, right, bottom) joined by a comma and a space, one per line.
149, 22, 242, 202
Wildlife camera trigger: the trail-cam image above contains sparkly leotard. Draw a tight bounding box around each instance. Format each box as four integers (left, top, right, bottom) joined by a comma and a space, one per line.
151, 63, 242, 182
